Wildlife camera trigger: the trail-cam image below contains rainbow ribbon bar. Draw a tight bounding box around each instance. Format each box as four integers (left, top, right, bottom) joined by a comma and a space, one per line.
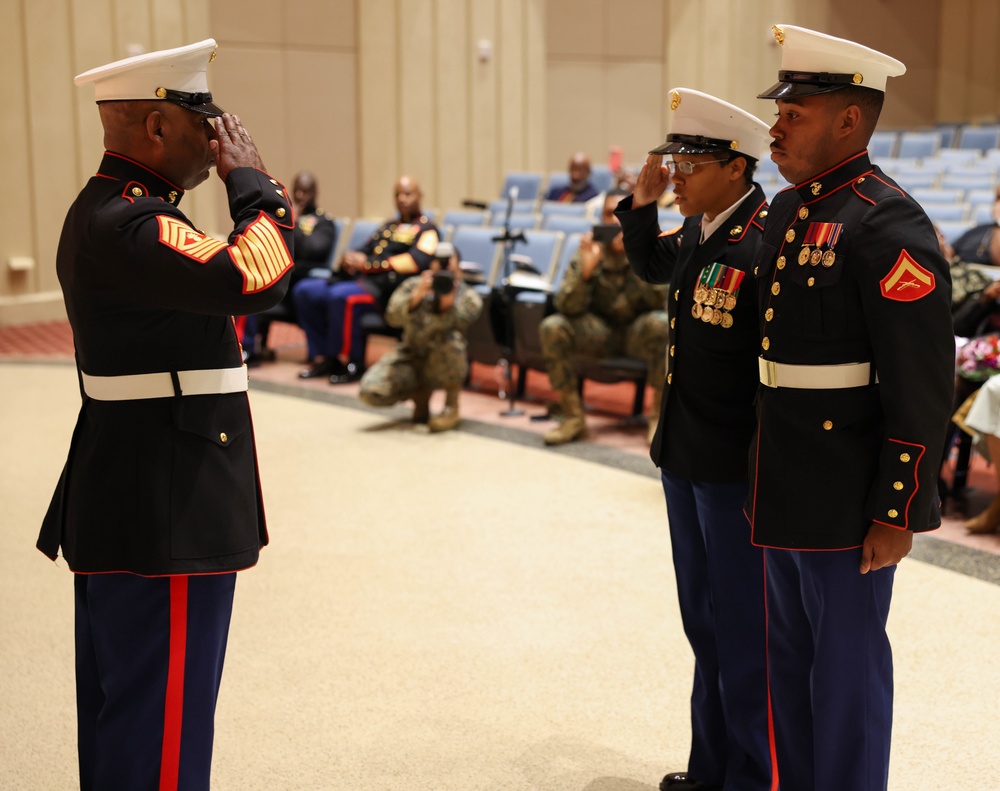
720, 266, 745, 294
699, 262, 744, 291
803, 222, 844, 248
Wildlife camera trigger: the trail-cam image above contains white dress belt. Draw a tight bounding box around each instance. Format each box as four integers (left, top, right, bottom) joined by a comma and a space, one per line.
758, 358, 875, 389
81, 366, 249, 401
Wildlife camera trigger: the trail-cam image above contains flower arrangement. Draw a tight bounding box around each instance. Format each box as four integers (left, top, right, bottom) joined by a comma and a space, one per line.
957, 334, 1000, 382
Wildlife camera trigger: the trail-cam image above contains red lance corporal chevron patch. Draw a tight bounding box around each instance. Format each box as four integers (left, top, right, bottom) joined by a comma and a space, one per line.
880, 250, 935, 302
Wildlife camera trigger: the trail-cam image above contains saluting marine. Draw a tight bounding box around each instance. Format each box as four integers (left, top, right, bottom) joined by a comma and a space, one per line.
40, 39, 294, 790
750, 25, 954, 791
617, 89, 774, 791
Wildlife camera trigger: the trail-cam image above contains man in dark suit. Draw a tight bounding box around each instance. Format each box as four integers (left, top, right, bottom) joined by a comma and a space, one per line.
751, 25, 954, 791
40, 39, 294, 790
616, 88, 773, 791
544, 151, 600, 203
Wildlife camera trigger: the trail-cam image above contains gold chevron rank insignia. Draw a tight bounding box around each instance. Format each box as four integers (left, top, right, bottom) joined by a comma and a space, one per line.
880, 249, 935, 302
228, 213, 294, 293
157, 216, 228, 262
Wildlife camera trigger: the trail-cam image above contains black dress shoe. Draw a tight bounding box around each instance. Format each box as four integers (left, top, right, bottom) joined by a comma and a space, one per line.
329, 360, 363, 384
660, 772, 717, 791
299, 359, 341, 379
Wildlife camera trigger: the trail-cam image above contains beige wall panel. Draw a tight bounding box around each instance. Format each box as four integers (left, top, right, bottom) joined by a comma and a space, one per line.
24, 0, 78, 294
433, 0, 472, 211
728, 3, 779, 114
358, 0, 400, 217
966, 0, 1000, 122
399, 0, 437, 204
183, 0, 211, 38
546, 0, 602, 58
210, 0, 283, 45
112, 0, 152, 54
663, 0, 704, 114
469, 0, 500, 202
936, 0, 972, 122
606, 62, 664, 170
70, 0, 115, 186
284, 51, 359, 218
604, 0, 662, 60
0, 0, 35, 299
150, 1, 186, 50
524, 0, 547, 172
546, 62, 604, 170
284, 0, 356, 49
498, 0, 525, 173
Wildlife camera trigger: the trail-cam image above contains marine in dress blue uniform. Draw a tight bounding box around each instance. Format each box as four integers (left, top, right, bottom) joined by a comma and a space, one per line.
294, 175, 439, 382
750, 26, 954, 791
39, 39, 295, 791
616, 89, 774, 791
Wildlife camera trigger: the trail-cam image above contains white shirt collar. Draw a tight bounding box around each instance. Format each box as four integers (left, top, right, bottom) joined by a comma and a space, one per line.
699, 186, 755, 244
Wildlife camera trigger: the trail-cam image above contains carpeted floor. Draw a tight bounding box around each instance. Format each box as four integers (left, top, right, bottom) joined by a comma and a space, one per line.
2, 362, 999, 790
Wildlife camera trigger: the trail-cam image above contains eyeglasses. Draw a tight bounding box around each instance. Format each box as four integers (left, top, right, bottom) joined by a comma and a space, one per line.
665, 158, 730, 175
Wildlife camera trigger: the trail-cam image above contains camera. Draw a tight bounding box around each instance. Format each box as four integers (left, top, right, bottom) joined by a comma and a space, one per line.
432, 241, 456, 296
592, 223, 622, 245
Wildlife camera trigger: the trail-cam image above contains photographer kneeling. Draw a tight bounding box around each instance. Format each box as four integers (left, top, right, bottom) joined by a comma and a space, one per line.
358, 242, 482, 431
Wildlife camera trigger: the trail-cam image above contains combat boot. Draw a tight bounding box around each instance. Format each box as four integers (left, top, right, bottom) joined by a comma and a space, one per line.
428, 389, 461, 433
412, 389, 431, 424
964, 495, 1000, 534
647, 387, 662, 444
544, 390, 588, 445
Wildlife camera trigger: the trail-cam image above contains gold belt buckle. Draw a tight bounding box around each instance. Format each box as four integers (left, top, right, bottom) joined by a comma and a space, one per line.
762, 358, 778, 388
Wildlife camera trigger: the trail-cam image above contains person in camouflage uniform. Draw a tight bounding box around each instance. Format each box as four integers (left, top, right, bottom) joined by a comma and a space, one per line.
540, 189, 669, 445
359, 243, 482, 431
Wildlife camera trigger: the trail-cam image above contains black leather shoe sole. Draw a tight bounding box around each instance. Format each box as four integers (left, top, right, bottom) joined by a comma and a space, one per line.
329, 361, 363, 384
299, 359, 342, 379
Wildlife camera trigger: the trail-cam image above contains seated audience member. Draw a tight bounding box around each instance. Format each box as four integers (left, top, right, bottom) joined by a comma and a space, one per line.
938, 224, 1000, 498
584, 166, 640, 221
941, 224, 1000, 339
545, 152, 600, 203
540, 189, 670, 445
358, 242, 482, 432
957, 374, 1000, 534
952, 186, 1000, 267
248, 171, 337, 362
294, 175, 439, 383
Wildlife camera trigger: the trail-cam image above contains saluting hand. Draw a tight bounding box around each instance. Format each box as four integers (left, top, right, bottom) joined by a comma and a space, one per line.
632, 154, 672, 210
211, 113, 265, 181
859, 522, 913, 574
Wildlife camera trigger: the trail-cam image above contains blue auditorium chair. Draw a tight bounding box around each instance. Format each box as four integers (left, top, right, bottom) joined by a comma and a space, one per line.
921, 203, 969, 223
500, 172, 543, 202
868, 130, 898, 159
957, 125, 1000, 152
896, 131, 940, 160
935, 220, 973, 244
542, 214, 593, 234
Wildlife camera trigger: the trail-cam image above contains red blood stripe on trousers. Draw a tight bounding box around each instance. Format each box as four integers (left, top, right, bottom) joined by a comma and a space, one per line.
341, 292, 377, 359
159, 576, 189, 791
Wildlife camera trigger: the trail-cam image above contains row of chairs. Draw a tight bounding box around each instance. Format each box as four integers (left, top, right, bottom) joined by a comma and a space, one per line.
868, 125, 1000, 159
500, 165, 618, 205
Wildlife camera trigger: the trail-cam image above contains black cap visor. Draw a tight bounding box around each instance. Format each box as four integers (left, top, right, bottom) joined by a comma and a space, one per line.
758, 70, 871, 101
163, 89, 225, 117
649, 133, 731, 157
